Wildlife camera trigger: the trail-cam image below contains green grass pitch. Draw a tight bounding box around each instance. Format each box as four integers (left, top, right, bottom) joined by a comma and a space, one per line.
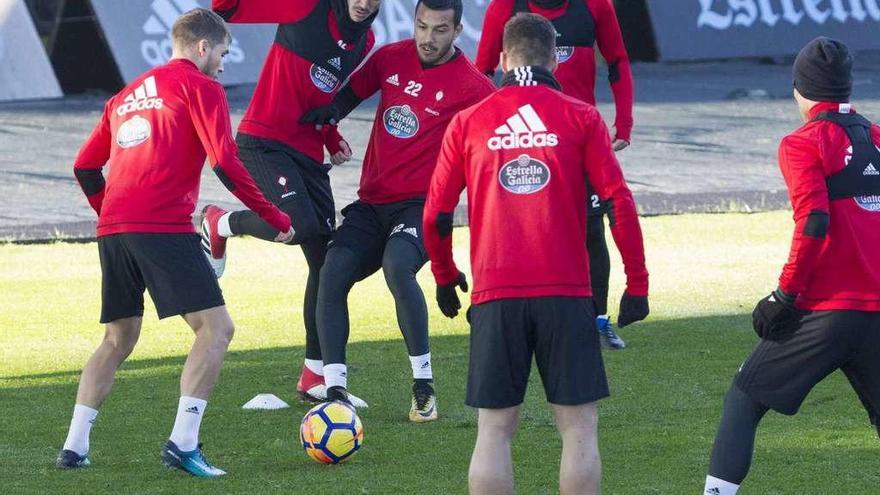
1, 212, 877, 494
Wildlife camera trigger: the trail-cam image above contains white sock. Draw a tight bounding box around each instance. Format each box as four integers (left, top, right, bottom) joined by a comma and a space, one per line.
304, 359, 324, 376
168, 396, 208, 452
323, 363, 348, 390
704, 475, 739, 495
217, 212, 233, 238
409, 352, 433, 380
62, 404, 98, 455
598, 314, 609, 321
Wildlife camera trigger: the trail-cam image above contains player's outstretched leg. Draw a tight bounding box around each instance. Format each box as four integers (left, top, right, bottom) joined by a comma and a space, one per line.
552, 402, 601, 495
469, 407, 520, 495
200, 205, 230, 278
587, 213, 623, 350
381, 237, 436, 422
200, 204, 287, 278
57, 317, 142, 469
160, 306, 234, 477
704, 384, 769, 495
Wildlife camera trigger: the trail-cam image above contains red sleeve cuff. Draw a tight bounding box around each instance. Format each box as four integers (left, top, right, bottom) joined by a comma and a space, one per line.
433, 267, 460, 287
323, 126, 343, 154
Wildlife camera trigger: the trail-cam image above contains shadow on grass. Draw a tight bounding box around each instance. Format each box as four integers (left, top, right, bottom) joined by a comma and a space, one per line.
1, 315, 877, 494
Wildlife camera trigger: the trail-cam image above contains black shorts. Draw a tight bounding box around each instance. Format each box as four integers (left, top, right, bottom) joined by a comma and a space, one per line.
329, 198, 427, 280
587, 181, 606, 217
236, 133, 336, 240
98, 233, 225, 323
735, 310, 880, 422
466, 296, 608, 408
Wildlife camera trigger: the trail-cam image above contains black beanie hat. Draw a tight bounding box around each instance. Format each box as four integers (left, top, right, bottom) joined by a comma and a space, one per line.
793, 37, 853, 103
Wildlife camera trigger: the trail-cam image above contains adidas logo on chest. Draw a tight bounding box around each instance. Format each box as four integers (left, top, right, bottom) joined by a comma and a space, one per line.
864, 163, 879, 176
116, 76, 163, 116
488, 104, 558, 151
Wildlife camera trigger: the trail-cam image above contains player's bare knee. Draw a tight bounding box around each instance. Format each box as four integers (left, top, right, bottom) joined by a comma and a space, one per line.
102, 322, 140, 357
103, 333, 138, 358
553, 403, 598, 438
477, 408, 520, 440
207, 321, 235, 349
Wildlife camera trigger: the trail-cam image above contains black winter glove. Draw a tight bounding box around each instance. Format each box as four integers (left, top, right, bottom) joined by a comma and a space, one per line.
436, 271, 468, 318
300, 104, 339, 126
617, 293, 649, 328
752, 288, 806, 340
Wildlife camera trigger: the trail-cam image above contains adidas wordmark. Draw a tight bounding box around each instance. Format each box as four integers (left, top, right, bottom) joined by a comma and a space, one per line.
488, 104, 558, 151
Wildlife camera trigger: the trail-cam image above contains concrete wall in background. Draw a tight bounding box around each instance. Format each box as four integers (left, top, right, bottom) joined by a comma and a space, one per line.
0, 0, 62, 101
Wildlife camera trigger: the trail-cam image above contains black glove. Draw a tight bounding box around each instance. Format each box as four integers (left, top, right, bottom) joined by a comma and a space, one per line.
617, 293, 649, 328
436, 271, 468, 318
752, 288, 805, 340
300, 104, 339, 126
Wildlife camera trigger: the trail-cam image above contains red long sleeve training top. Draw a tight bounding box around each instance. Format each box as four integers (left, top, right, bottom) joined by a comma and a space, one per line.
346, 40, 495, 203
475, 0, 634, 142
778, 102, 880, 311
73, 59, 290, 237
213, 0, 374, 162
423, 71, 647, 304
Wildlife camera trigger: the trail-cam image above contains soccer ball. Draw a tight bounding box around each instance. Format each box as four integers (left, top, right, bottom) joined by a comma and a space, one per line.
300, 402, 364, 464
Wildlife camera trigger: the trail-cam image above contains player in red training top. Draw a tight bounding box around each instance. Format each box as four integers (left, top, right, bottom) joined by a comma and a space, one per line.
424, 14, 648, 493
204, 0, 381, 407
477, 0, 635, 350
57, 9, 292, 477
300, 0, 494, 420
704, 38, 880, 495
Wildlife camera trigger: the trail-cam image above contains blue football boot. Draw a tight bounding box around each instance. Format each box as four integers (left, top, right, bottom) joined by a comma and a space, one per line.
597, 315, 626, 350
161, 441, 226, 478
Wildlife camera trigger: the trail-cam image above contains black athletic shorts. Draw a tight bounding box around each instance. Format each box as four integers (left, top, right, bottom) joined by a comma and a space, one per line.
587, 181, 606, 217
466, 296, 608, 408
236, 133, 336, 240
736, 310, 880, 423
329, 198, 427, 280
98, 233, 225, 323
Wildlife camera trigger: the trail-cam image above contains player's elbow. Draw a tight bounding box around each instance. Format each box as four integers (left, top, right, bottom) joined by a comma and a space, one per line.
212, 164, 236, 192
803, 210, 830, 239
74, 167, 106, 196
436, 212, 454, 238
